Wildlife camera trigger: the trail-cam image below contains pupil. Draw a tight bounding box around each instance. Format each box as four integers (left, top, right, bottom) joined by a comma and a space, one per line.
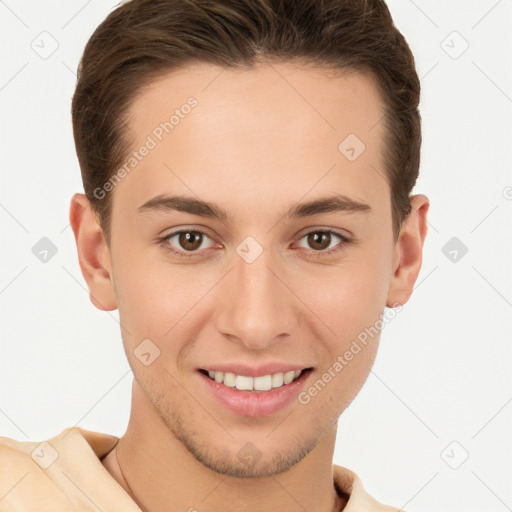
309, 232, 330, 250
179, 231, 202, 251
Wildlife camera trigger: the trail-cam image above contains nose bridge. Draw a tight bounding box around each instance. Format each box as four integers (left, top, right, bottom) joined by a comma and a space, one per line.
216, 242, 296, 349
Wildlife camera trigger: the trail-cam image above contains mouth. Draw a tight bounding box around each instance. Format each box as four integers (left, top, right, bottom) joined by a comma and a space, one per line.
198, 366, 314, 417
198, 367, 313, 392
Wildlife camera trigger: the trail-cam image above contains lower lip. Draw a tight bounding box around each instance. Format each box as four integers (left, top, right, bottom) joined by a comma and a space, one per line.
198, 370, 312, 417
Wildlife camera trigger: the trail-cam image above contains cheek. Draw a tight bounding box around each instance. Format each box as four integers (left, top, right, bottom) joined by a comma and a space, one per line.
112, 225, 392, 366
291, 244, 391, 396
297, 253, 390, 344
293, 268, 386, 414
110, 252, 218, 363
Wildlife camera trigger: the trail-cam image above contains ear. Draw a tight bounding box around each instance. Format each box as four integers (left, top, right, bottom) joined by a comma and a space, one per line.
386, 194, 429, 307
69, 193, 117, 311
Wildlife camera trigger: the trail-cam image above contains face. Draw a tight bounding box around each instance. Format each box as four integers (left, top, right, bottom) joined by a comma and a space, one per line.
99, 61, 401, 477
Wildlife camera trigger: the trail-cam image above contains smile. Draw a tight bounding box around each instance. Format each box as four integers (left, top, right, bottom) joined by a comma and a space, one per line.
201, 369, 306, 392
198, 367, 313, 417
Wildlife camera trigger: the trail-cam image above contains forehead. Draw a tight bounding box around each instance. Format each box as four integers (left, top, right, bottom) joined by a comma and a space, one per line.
130, 60, 384, 137
115, 61, 388, 216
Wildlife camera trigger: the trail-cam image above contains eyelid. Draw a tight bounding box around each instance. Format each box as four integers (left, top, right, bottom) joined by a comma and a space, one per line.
159, 226, 353, 259
292, 229, 352, 257
159, 228, 219, 258
293, 225, 352, 241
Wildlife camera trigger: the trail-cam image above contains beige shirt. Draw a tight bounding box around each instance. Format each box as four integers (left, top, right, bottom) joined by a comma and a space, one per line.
0, 427, 402, 511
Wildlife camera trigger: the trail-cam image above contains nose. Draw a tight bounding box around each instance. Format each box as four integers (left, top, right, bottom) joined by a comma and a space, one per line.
214, 243, 298, 351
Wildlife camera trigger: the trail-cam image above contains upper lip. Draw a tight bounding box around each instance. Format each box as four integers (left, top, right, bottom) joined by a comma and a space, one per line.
199, 363, 312, 377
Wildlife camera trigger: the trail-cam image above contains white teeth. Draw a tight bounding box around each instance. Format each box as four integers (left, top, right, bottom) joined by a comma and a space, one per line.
253, 375, 272, 391
235, 375, 253, 391
271, 372, 284, 388
205, 369, 304, 391
283, 370, 295, 385
223, 372, 236, 388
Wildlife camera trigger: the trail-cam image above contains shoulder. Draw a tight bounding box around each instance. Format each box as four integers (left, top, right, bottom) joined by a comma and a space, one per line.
0, 431, 76, 510
0, 427, 121, 512
333, 464, 406, 512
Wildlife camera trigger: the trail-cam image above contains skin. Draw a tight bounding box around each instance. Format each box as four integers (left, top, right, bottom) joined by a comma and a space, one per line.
70, 61, 429, 512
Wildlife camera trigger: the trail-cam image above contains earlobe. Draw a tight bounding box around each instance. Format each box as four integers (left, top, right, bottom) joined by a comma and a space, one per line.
386, 194, 429, 307
69, 193, 117, 311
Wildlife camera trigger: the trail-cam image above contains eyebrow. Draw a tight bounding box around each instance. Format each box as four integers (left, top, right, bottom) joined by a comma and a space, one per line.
137, 193, 371, 222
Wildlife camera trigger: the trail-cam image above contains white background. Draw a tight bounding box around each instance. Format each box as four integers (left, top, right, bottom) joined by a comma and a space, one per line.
1, 1, 511, 511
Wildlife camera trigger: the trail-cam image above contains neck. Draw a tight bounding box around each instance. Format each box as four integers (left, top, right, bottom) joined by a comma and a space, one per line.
103, 380, 345, 512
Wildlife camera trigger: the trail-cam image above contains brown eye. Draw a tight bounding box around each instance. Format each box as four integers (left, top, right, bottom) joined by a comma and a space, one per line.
178, 231, 204, 251
162, 229, 216, 257
295, 230, 349, 256
307, 231, 332, 251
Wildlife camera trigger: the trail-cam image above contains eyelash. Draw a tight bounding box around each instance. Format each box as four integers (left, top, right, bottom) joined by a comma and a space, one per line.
158, 229, 352, 260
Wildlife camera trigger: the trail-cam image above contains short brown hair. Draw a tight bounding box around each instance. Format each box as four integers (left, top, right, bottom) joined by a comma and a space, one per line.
72, 0, 421, 246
